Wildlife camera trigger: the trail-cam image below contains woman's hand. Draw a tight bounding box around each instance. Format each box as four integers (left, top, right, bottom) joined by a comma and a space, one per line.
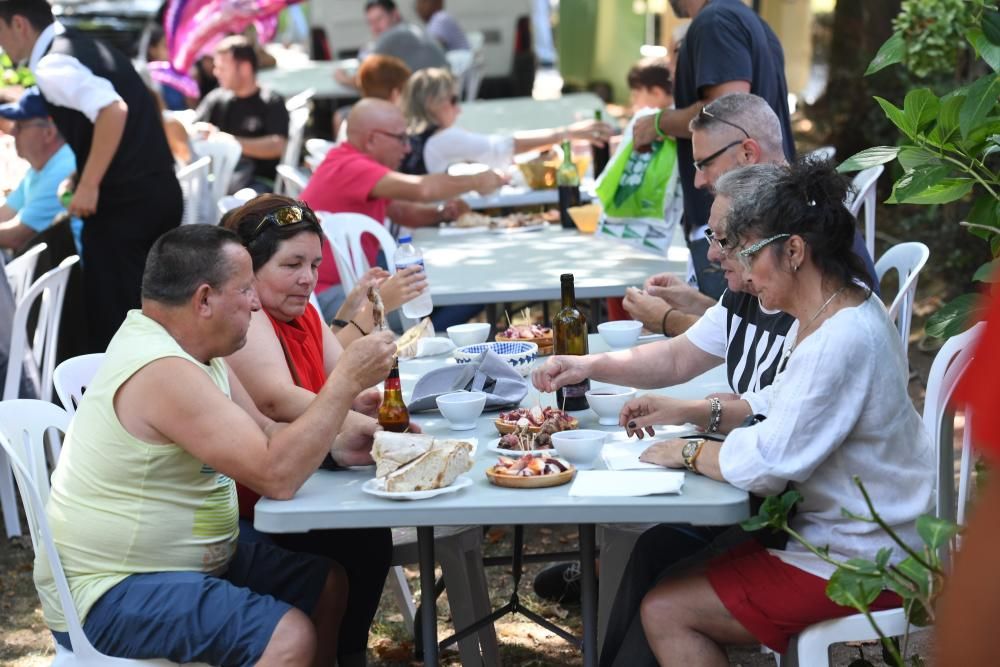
352, 387, 382, 417
568, 119, 615, 147
638, 439, 686, 468
622, 286, 669, 333
439, 199, 470, 221
532, 355, 590, 393
379, 264, 428, 312
619, 395, 693, 439
335, 267, 390, 322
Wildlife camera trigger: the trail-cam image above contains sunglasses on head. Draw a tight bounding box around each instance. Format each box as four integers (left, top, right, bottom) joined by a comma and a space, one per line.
251, 204, 318, 238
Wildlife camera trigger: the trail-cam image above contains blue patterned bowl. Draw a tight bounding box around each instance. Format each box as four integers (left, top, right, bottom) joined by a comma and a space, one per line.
453, 341, 539, 376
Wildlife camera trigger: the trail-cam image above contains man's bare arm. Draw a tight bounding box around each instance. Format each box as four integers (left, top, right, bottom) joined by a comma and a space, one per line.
235, 134, 287, 160
369, 169, 505, 203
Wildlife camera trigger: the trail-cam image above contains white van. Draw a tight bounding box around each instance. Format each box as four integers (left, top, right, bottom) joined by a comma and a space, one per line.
308, 0, 537, 97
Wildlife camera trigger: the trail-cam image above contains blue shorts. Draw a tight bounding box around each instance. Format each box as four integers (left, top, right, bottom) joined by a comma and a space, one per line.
53, 541, 332, 666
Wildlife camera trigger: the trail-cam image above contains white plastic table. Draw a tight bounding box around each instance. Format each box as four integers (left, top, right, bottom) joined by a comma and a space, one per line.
257, 57, 359, 100
411, 224, 690, 307
455, 92, 606, 135
255, 335, 748, 666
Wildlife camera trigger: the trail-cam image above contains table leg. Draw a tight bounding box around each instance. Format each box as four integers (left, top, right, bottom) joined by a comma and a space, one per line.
580, 523, 598, 667
418, 526, 438, 666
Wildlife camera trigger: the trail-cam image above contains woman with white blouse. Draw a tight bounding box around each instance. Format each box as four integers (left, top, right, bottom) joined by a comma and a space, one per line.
399, 67, 613, 175
622, 159, 932, 665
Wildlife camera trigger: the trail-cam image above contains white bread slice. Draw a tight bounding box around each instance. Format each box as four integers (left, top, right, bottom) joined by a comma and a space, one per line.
385, 441, 473, 492
372, 432, 436, 478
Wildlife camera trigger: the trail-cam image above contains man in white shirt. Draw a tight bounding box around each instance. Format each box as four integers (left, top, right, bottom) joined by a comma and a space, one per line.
0, 87, 81, 252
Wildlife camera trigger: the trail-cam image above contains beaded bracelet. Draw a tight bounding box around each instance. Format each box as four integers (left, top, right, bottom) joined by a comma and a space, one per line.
707, 397, 722, 433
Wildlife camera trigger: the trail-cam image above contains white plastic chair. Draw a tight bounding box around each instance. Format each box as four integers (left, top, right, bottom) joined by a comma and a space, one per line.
191, 135, 242, 215
305, 138, 335, 161
875, 241, 930, 369
53, 353, 105, 415
0, 400, 210, 666
464, 30, 486, 101
5, 242, 47, 303
389, 527, 499, 666
216, 188, 258, 219
275, 164, 310, 199
780, 323, 982, 667
175, 156, 212, 225
280, 106, 311, 174
315, 212, 398, 293
284, 87, 315, 113
847, 165, 884, 260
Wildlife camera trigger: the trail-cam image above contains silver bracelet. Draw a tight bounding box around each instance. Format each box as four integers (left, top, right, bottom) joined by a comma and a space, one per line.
707, 397, 722, 433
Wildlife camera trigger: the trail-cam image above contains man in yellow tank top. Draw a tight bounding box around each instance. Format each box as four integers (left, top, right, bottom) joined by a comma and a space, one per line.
34, 224, 397, 665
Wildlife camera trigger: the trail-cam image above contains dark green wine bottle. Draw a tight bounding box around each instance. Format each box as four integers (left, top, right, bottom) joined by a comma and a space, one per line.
556, 139, 581, 229
554, 273, 590, 411
592, 109, 610, 176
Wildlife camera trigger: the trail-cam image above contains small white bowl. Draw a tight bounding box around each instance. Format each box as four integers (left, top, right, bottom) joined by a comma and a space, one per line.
447, 323, 491, 347
586, 387, 637, 425
598, 320, 643, 348
435, 391, 488, 430
550, 429, 607, 469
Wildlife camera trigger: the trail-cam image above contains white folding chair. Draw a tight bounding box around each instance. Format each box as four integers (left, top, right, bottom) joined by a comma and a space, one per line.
847, 165, 884, 260
780, 323, 983, 667
315, 212, 399, 293
305, 138, 335, 161
5, 242, 47, 303
875, 241, 930, 369
446, 49, 475, 100
53, 353, 105, 415
175, 156, 212, 225
279, 106, 311, 175
464, 30, 486, 101
284, 87, 315, 112
0, 400, 211, 666
191, 135, 242, 216
389, 527, 499, 666
275, 164, 310, 199
216, 188, 258, 218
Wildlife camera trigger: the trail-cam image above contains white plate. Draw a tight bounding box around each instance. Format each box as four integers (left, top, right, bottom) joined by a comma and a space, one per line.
487, 443, 559, 457
489, 223, 547, 234
361, 475, 473, 501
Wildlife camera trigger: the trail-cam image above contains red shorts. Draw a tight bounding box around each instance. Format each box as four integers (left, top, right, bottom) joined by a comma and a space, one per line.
706, 539, 901, 653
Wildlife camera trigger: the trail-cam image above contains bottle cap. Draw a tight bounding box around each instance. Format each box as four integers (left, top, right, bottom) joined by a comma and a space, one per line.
560, 273, 574, 282
399, 235, 412, 244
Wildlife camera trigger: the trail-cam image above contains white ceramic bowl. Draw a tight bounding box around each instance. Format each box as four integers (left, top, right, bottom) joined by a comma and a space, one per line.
550, 429, 607, 469
453, 341, 538, 377
435, 391, 488, 430
585, 387, 637, 425
447, 322, 491, 347
598, 320, 643, 348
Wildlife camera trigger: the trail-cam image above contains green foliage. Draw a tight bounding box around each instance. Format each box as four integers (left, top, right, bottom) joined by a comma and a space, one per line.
742, 478, 957, 666
0, 53, 34, 87
842, 1, 1000, 337
892, 0, 980, 78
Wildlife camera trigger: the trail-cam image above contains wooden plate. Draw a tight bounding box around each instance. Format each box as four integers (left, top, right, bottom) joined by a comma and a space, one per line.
494, 416, 579, 435
485, 466, 576, 488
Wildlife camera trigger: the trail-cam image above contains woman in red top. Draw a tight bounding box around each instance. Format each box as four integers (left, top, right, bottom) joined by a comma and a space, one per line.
222, 194, 413, 667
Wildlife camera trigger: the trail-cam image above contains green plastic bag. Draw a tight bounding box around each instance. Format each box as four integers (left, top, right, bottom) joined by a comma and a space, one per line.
595, 136, 677, 219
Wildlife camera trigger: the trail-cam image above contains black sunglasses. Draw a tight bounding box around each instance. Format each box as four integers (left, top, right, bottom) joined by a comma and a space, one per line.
251, 204, 318, 237
704, 226, 731, 252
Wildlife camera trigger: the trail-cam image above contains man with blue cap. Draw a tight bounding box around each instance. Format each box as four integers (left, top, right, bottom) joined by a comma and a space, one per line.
0, 86, 81, 252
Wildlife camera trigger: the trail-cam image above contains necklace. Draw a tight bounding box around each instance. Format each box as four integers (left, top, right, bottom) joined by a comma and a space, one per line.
776, 285, 848, 375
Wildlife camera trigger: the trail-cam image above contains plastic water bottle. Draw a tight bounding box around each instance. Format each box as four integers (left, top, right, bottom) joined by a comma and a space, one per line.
393, 235, 434, 319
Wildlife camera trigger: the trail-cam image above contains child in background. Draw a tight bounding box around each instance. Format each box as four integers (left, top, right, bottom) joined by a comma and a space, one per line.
627, 57, 673, 114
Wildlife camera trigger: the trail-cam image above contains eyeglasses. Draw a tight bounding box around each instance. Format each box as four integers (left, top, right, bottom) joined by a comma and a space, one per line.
704, 226, 731, 255
373, 129, 409, 145
693, 139, 744, 172
700, 107, 750, 139
736, 233, 790, 271
251, 204, 318, 237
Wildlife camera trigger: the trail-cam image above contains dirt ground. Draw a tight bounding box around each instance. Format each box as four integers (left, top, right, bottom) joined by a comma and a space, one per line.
0, 310, 946, 666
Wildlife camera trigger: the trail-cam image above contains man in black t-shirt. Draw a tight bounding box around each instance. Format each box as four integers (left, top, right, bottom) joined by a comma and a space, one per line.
633, 0, 794, 300
195, 35, 289, 194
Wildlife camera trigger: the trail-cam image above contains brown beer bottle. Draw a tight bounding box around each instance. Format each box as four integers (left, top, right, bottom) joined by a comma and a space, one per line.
553, 273, 590, 411
378, 357, 410, 432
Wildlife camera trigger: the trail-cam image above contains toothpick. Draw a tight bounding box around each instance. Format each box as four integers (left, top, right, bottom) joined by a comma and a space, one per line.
505, 309, 513, 329
560, 391, 567, 413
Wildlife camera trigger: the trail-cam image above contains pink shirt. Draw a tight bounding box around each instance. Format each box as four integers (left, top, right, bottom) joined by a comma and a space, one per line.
301, 142, 391, 292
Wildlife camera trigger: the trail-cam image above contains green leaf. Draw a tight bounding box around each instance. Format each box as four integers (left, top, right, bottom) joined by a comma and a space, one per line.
876, 547, 894, 569
875, 96, 913, 139
893, 177, 974, 205
837, 146, 901, 173
739, 514, 773, 532
904, 88, 940, 133
916, 514, 960, 550
968, 28, 1000, 72
740, 491, 801, 532
896, 146, 942, 171
844, 557, 881, 575
960, 73, 1000, 139
887, 166, 951, 203
926, 293, 991, 338
827, 569, 884, 610
965, 196, 1000, 241
974, 259, 1000, 282
935, 95, 966, 146
866, 32, 906, 75
983, 8, 1000, 47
